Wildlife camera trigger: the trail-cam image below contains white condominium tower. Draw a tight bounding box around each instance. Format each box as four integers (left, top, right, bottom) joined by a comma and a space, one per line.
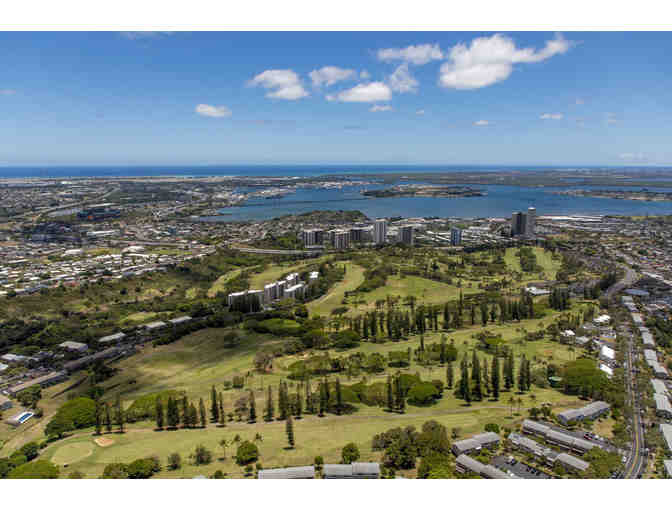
373, 218, 387, 245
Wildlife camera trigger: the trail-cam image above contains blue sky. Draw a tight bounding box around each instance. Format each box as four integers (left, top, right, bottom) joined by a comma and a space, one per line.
1, 31, 671, 166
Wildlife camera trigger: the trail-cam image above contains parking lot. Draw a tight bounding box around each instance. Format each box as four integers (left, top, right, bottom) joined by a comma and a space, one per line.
491, 455, 552, 479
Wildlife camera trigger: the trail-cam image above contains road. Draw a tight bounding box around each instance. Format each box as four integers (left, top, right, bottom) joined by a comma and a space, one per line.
622, 328, 646, 478
605, 264, 638, 298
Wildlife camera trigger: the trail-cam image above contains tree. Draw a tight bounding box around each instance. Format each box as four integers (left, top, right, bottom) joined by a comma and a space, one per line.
341, 443, 360, 464
210, 385, 219, 423
191, 444, 213, 465
181, 396, 189, 428
199, 398, 207, 428
167, 397, 179, 429
235, 441, 259, 465
219, 438, 229, 459
105, 403, 112, 433
115, 395, 125, 433
218, 392, 226, 427
471, 350, 482, 401
446, 362, 454, 389
248, 391, 257, 423
94, 400, 102, 435
335, 378, 343, 415
286, 415, 295, 448
101, 463, 128, 479
167, 452, 182, 470
318, 381, 327, 417
386, 376, 394, 411
155, 398, 164, 430
508, 396, 516, 416
7, 460, 59, 479
264, 386, 274, 422
491, 355, 500, 400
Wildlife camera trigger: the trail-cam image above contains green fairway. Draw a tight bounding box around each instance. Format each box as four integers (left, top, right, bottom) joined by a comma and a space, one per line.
307, 262, 365, 317
503, 246, 561, 281
51, 441, 94, 466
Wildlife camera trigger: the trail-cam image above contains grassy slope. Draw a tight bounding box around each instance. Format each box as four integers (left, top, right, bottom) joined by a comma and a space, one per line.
307, 262, 365, 317
206, 268, 242, 298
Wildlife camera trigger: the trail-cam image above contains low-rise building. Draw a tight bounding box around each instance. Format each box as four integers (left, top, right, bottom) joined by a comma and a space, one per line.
257, 466, 315, 479
7, 371, 67, 396
98, 332, 126, 344
556, 401, 610, 425
654, 394, 672, 419
555, 453, 589, 473
0, 394, 13, 411
58, 340, 89, 353
169, 316, 192, 326
322, 462, 380, 479
451, 432, 501, 456
455, 454, 517, 479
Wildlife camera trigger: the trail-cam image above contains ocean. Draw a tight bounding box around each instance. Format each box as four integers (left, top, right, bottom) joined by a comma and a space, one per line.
3, 165, 672, 220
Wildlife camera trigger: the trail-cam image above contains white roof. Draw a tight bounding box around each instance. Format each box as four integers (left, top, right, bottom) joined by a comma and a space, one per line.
600, 345, 615, 360
599, 364, 613, 377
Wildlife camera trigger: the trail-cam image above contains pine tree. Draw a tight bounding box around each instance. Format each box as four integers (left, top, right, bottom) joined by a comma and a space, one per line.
94, 400, 102, 435
105, 403, 112, 433
439, 339, 446, 365
491, 355, 500, 400
386, 376, 394, 411
507, 351, 515, 391
155, 398, 164, 430
446, 362, 454, 389
286, 415, 295, 448
167, 397, 179, 429
471, 350, 482, 401
278, 382, 288, 420
295, 388, 302, 418
335, 378, 343, 415
248, 391, 256, 423
318, 381, 327, 417
420, 334, 425, 352
517, 356, 526, 394
218, 392, 226, 427
470, 304, 476, 325
181, 396, 189, 428
210, 385, 219, 423
199, 398, 207, 428
264, 386, 274, 422
306, 381, 314, 414
115, 395, 125, 433
189, 402, 198, 428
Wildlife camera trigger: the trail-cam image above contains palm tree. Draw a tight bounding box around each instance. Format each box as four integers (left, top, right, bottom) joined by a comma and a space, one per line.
508, 396, 516, 417
219, 438, 229, 460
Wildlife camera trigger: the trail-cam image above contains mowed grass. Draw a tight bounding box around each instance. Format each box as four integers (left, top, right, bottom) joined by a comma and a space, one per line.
346, 274, 481, 316
45, 385, 582, 479
307, 262, 365, 317
248, 256, 331, 290
503, 246, 562, 281
207, 268, 242, 298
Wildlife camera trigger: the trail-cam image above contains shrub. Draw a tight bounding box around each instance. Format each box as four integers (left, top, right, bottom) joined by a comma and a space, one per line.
127, 457, 160, 479
484, 423, 500, 434
167, 452, 182, 470
45, 397, 97, 436
235, 440, 259, 465
191, 445, 213, 465
341, 443, 360, 464
18, 442, 39, 461
7, 460, 59, 479
101, 463, 129, 479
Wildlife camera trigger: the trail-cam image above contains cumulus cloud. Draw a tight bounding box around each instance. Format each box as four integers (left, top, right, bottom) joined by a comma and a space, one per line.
195, 104, 232, 118
0, 89, 16, 95
248, 69, 309, 100
474, 120, 490, 126
309, 66, 356, 87
540, 113, 563, 120
329, 82, 392, 103
377, 43, 444, 65
360, 70, 371, 80
416, 109, 425, 115
387, 64, 418, 93
370, 105, 393, 112
439, 33, 572, 90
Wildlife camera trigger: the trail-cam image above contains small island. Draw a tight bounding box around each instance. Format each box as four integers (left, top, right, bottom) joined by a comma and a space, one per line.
553, 189, 672, 202
361, 185, 485, 199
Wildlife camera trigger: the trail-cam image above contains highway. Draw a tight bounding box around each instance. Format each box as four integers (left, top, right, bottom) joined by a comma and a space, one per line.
622, 329, 646, 478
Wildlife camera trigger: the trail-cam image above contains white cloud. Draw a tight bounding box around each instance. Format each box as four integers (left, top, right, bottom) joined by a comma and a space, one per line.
0, 89, 16, 95
540, 113, 563, 120
474, 120, 490, 126
119, 31, 174, 40
370, 105, 393, 112
309, 66, 355, 87
439, 33, 572, 90
248, 69, 309, 100
378, 43, 444, 65
330, 82, 392, 103
575, 98, 585, 105
360, 70, 371, 80
606, 112, 619, 125
388, 64, 418, 93
619, 152, 647, 161
195, 104, 232, 118
416, 109, 425, 115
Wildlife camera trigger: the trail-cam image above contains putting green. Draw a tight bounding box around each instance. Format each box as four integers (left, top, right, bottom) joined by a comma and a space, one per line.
51, 441, 94, 465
